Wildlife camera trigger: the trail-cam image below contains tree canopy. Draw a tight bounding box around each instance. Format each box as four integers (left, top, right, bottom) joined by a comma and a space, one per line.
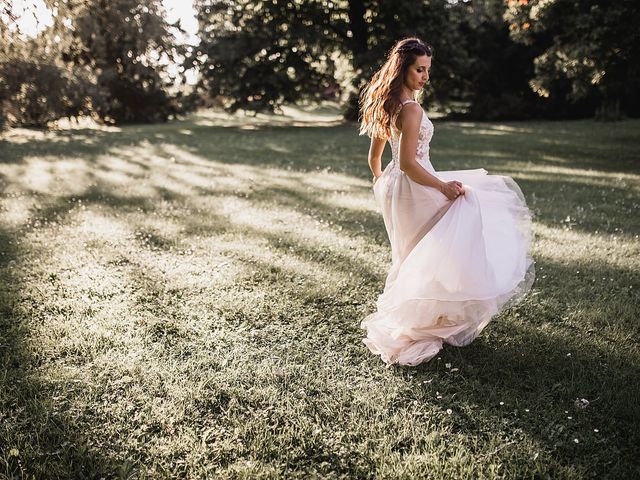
505, 0, 640, 119
1, 0, 639, 128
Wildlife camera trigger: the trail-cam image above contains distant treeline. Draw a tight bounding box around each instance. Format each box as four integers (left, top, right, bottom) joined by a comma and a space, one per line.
1, 0, 638, 128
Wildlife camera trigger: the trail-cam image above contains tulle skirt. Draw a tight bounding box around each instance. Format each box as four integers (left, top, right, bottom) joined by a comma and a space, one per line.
361, 164, 535, 366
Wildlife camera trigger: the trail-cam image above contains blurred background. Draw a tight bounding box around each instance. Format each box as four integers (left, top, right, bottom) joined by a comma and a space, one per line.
1, 0, 639, 129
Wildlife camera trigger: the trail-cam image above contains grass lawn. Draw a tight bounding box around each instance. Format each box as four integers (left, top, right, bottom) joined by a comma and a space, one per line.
1, 106, 639, 479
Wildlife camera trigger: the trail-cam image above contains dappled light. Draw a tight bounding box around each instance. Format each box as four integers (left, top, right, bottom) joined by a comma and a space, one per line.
1, 112, 639, 477
191, 106, 345, 129
3, 0, 639, 474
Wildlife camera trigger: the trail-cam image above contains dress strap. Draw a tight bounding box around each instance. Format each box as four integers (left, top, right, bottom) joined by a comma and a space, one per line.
393, 99, 420, 133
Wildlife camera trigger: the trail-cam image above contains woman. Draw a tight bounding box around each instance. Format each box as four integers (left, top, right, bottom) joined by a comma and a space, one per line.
359, 38, 535, 366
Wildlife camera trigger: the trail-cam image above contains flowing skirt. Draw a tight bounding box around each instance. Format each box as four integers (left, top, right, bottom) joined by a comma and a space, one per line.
361, 164, 535, 366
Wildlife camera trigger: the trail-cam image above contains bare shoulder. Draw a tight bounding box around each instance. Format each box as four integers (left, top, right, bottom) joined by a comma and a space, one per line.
397, 102, 423, 133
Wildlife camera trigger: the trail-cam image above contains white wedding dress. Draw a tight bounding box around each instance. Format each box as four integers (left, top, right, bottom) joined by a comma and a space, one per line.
361, 99, 535, 366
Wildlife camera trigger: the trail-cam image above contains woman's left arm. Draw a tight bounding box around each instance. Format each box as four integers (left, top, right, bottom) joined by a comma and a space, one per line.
368, 136, 386, 181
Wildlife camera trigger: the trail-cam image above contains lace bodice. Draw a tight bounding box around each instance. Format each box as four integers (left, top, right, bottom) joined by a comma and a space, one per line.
389, 100, 435, 174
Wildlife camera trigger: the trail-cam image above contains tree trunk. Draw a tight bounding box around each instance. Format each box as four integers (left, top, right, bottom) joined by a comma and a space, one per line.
347, 0, 368, 71
595, 98, 622, 122
344, 0, 370, 120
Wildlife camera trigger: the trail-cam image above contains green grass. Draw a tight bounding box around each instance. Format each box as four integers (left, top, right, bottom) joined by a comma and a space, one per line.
0, 106, 639, 479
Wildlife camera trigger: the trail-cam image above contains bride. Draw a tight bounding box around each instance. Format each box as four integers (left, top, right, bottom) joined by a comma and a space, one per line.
359, 37, 535, 366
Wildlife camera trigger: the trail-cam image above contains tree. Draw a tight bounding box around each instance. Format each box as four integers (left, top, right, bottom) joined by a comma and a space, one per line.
52, 0, 185, 124
450, 0, 551, 120
343, 0, 472, 119
192, 0, 471, 118
192, 0, 345, 113
505, 0, 640, 119
0, 1, 94, 128
1, 0, 186, 127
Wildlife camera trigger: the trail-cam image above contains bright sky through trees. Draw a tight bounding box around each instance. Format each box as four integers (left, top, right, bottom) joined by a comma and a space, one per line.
7, 0, 199, 84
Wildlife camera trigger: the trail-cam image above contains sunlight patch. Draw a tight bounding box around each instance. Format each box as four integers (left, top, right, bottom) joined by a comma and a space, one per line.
301, 172, 367, 191
521, 164, 640, 183
209, 236, 339, 288
324, 191, 378, 213
218, 196, 377, 262
74, 210, 134, 241
459, 128, 512, 136
0, 195, 34, 228
533, 223, 639, 269
15, 157, 55, 193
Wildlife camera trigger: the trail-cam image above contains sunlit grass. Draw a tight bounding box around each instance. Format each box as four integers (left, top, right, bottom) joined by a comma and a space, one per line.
1, 106, 639, 478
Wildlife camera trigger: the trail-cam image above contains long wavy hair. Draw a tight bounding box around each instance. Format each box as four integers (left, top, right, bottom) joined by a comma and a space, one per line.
358, 38, 433, 139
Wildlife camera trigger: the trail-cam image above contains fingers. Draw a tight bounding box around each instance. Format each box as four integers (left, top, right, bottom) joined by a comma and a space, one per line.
443, 181, 465, 200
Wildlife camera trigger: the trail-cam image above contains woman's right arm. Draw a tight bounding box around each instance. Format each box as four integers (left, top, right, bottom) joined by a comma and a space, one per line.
397, 104, 463, 200
368, 136, 386, 181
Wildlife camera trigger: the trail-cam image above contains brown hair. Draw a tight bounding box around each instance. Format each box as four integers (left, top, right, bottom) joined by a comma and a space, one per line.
358, 38, 433, 139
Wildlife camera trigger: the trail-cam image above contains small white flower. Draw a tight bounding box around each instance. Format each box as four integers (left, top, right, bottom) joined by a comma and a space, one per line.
566, 353, 572, 357
445, 363, 451, 369
499, 401, 504, 406
594, 429, 599, 433
573, 438, 579, 444
567, 416, 573, 419
446, 409, 452, 415
574, 398, 590, 409
525, 408, 530, 412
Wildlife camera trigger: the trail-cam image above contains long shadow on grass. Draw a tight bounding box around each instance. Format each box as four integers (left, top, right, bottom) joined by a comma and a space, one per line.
404, 255, 640, 477
4, 118, 639, 176
434, 121, 640, 173
158, 126, 639, 238
4, 119, 638, 239
515, 177, 639, 237
0, 225, 121, 478
3, 120, 639, 475
0, 122, 365, 173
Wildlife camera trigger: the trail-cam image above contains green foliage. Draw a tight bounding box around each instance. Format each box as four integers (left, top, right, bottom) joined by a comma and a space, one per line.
53, 0, 184, 124
344, 0, 472, 119
0, 58, 94, 127
193, 0, 473, 118
457, 0, 574, 120
1, 3, 89, 128
192, 0, 344, 113
0, 0, 187, 128
193, 0, 640, 120
505, 0, 640, 118
3, 0, 640, 125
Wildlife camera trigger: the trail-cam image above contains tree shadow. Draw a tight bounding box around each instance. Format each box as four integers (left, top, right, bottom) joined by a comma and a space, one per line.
434, 120, 640, 173
0, 224, 125, 478
2, 115, 639, 476
514, 176, 639, 237
399, 254, 640, 477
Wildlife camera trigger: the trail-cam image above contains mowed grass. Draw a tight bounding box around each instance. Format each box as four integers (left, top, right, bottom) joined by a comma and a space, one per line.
0, 105, 639, 479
